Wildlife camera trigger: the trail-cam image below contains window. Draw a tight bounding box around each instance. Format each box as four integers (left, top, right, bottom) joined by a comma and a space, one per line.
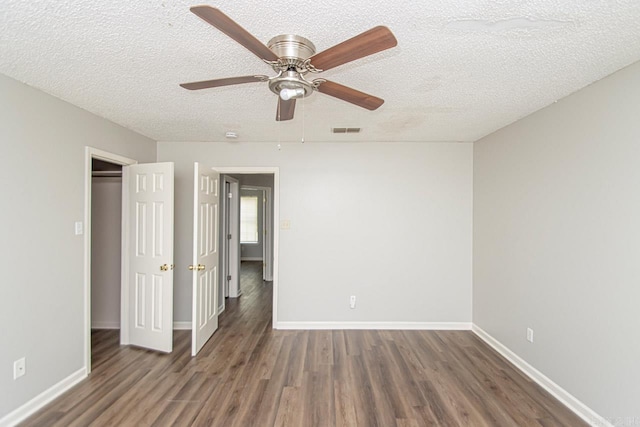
240, 195, 259, 243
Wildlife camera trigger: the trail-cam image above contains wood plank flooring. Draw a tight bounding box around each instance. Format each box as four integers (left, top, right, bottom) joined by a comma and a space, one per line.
22, 262, 586, 426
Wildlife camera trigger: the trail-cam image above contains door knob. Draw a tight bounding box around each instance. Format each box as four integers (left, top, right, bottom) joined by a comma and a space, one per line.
188, 264, 206, 271
160, 264, 169, 271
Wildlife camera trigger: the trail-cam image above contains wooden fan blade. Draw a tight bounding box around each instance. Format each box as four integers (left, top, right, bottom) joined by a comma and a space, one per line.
276, 98, 296, 121
316, 80, 384, 110
180, 75, 268, 90
190, 6, 279, 62
309, 26, 397, 71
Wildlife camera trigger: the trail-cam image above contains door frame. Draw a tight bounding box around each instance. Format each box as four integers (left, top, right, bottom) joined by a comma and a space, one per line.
83, 147, 137, 374
213, 167, 280, 328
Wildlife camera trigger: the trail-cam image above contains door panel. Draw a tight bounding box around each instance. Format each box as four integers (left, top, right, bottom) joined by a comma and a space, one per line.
192, 163, 220, 356
124, 162, 174, 353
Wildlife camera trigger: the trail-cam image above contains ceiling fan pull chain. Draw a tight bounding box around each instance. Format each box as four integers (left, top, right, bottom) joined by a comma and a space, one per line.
278, 102, 282, 148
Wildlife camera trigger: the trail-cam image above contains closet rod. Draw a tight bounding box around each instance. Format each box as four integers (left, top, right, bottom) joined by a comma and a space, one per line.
92, 171, 122, 177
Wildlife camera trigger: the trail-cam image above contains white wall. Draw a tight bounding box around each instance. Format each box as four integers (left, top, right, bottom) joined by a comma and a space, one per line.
473, 61, 640, 421
0, 74, 156, 419
91, 176, 122, 329
157, 142, 473, 325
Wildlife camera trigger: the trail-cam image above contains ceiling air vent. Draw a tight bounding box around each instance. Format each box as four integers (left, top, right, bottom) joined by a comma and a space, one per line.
332, 127, 361, 134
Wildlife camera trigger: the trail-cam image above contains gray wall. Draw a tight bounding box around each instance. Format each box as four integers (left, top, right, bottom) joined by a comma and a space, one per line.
240, 188, 264, 260
0, 74, 156, 418
90, 176, 122, 328
473, 61, 640, 420
158, 142, 473, 324
236, 174, 275, 188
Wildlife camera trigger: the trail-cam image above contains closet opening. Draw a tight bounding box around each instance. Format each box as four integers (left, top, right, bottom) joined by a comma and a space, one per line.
90, 158, 123, 369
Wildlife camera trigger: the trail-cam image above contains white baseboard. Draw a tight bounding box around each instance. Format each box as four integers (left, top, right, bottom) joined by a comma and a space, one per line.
274, 321, 472, 330
173, 321, 192, 330
91, 321, 119, 329
241, 257, 263, 261
0, 367, 87, 427
471, 324, 612, 427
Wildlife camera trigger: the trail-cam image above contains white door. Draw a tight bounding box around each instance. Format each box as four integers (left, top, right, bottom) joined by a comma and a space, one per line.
262, 188, 273, 281
221, 180, 231, 311
123, 162, 174, 353
226, 178, 240, 298
191, 163, 220, 356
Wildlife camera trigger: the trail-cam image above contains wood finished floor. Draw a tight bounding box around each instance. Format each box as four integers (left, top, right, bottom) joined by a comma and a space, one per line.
22, 262, 586, 426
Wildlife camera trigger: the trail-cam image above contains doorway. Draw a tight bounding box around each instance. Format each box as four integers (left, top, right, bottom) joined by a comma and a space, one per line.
90, 159, 122, 331
83, 147, 137, 373
217, 169, 279, 327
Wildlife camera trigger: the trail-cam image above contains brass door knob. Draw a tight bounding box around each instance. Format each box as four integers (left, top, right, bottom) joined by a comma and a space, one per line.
160, 264, 169, 271
188, 264, 206, 271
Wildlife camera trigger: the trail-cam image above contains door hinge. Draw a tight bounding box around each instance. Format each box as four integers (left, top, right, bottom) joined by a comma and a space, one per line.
227, 275, 232, 281
228, 192, 233, 199
227, 234, 232, 240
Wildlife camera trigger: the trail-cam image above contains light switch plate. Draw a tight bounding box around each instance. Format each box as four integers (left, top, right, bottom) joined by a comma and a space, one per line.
14, 357, 25, 379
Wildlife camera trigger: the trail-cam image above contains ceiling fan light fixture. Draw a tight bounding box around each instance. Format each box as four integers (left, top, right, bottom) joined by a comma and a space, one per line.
280, 87, 306, 100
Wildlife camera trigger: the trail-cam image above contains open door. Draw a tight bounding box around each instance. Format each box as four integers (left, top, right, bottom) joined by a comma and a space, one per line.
261, 187, 273, 281
223, 177, 240, 298
122, 162, 174, 353
191, 163, 220, 356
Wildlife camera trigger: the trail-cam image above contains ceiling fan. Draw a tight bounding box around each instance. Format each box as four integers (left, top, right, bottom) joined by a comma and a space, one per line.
180, 6, 398, 121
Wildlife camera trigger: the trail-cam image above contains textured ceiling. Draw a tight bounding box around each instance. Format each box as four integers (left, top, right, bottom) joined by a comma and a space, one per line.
1, 0, 640, 143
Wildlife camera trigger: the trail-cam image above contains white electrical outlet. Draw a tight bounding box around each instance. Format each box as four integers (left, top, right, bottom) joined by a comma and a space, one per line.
349, 295, 356, 309
526, 328, 534, 343
13, 357, 26, 379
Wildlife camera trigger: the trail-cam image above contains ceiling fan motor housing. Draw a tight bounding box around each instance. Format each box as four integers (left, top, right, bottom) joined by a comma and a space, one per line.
267, 35, 318, 98
267, 34, 316, 68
